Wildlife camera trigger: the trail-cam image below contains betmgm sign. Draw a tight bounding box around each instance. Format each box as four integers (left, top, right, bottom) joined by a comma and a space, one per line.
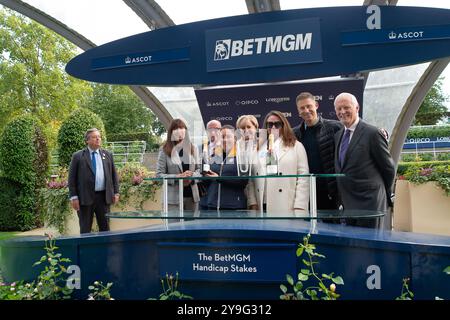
206, 18, 322, 72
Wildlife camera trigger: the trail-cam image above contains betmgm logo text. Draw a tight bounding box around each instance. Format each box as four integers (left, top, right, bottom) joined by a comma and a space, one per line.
213, 33, 312, 61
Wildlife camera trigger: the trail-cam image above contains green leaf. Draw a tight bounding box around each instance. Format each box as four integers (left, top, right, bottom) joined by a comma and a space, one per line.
322, 273, 331, 279
295, 282, 303, 291
332, 276, 344, 285
280, 284, 287, 294
302, 259, 311, 267
444, 266, 450, 274
300, 269, 310, 275
296, 247, 304, 257
319, 282, 327, 292
298, 273, 309, 281
286, 274, 294, 286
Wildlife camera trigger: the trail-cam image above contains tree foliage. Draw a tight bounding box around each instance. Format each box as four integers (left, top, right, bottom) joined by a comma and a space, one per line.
57, 108, 105, 168
414, 78, 449, 125
83, 84, 164, 138
0, 8, 91, 147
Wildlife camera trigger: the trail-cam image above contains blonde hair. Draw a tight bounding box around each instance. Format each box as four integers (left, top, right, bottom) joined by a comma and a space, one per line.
236, 115, 259, 130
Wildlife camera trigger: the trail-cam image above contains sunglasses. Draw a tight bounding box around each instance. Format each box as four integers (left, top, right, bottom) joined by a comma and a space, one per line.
266, 121, 283, 129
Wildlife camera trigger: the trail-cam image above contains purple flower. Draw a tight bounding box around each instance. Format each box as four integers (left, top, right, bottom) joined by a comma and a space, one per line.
419, 168, 433, 177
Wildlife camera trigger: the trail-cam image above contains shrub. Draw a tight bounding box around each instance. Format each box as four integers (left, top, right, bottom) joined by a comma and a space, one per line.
116, 163, 159, 210
57, 108, 105, 168
0, 177, 20, 231
0, 115, 49, 230
406, 125, 450, 139
397, 160, 450, 176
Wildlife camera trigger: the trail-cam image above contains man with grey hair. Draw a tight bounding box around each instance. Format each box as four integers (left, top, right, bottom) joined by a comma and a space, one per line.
334, 93, 395, 228
205, 120, 222, 157
68, 128, 119, 233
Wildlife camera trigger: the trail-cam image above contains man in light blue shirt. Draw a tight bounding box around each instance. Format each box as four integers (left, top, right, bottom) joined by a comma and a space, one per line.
68, 128, 119, 233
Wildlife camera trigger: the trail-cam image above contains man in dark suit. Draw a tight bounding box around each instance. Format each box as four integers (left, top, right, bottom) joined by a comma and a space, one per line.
292, 92, 342, 211
334, 93, 395, 228
68, 128, 119, 233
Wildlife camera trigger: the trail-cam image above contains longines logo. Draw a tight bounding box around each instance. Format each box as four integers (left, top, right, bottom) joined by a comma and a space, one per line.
206, 101, 230, 107
125, 55, 152, 64
213, 33, 312, 61
388, 30, 424, 40
282, 112, 292, 118
235, 100, 259, 106
265, 97, 290, 104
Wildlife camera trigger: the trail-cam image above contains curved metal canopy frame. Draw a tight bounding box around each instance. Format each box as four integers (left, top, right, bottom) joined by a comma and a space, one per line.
123, 0, 174, 29
0, 0, 173, 128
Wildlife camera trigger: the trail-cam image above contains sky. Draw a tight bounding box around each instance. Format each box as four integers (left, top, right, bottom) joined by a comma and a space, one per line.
7, 0, 450, 108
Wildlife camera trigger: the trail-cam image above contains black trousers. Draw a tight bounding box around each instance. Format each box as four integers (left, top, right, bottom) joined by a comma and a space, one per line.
77, 191, 110, 234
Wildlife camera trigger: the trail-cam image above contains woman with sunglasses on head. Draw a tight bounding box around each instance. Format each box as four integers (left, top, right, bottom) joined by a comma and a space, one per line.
236, 115, 260, 210
156, 119, 201, 217
253, 111, 310, 216
203, 125, 248, 211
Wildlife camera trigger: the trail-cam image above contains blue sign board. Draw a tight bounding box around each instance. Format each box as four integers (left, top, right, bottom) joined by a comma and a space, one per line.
91, 47, 190, 71
403, 136, 450, 149
66, 6, 450, 86
342, 23, 450, 46
158, 242, 297, 282
205, 18, 322, 72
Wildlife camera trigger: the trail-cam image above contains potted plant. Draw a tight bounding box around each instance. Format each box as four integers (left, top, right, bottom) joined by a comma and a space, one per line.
393, 164, 450, 236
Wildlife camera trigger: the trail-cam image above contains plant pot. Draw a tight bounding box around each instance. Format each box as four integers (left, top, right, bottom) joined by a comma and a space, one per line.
393, 180, 450, 236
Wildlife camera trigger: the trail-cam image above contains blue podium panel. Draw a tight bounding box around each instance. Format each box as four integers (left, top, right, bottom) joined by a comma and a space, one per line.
1, 220, 450, 300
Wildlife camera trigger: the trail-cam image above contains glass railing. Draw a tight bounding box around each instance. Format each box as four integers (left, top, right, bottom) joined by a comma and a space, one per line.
107, 209, 385, 220
105, 174, 385, 224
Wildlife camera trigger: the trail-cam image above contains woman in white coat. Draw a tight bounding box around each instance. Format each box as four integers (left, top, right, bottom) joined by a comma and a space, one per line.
254, 111, 310, 216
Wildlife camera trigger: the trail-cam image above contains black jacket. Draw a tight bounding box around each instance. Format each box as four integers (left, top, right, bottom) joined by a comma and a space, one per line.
203, 154, 248, 210
68, 148, 119, 206
293, 116, 342, 204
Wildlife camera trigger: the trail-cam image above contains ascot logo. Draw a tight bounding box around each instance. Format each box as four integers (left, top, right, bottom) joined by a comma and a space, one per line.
124, 55, 152, 65
213, 33, 313, 61
388, 30, 424, 40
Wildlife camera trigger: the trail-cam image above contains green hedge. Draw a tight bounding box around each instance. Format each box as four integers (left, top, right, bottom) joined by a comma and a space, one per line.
57, 108, 105, 168
406, 126, 450, 139
0, 177, 21, 231
397, 160, 450, 176
0, 115, 49, 230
